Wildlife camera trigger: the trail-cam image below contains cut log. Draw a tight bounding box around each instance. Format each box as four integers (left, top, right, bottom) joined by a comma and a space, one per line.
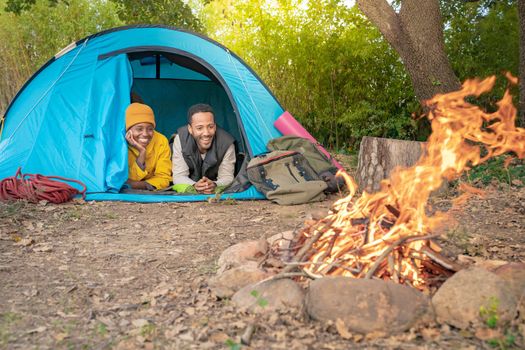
357, 136, 425, 192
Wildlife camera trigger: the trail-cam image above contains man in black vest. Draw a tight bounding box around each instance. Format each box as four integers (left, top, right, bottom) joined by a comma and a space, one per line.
172, 103, 236, 194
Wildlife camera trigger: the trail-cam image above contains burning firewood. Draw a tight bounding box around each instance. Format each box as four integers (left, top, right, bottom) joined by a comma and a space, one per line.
281, 75, 525, 292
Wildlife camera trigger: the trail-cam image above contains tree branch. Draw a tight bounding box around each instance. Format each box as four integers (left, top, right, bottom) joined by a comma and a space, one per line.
356, 0, 408, 55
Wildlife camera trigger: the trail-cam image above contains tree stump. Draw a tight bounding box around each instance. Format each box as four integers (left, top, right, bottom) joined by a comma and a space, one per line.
357, 136, 426, 193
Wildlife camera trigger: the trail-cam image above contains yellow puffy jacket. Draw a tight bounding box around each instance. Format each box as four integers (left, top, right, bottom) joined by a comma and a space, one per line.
127, 131, 172, 189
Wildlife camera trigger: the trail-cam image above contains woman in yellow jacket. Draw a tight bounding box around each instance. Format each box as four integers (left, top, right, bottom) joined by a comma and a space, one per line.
125, 103, 172, 190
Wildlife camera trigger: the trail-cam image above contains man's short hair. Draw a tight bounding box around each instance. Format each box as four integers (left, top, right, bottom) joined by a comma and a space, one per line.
187, 103, 214, 124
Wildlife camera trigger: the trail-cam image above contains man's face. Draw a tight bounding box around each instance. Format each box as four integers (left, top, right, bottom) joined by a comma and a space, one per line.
128, 122, 154, 148
188, 112, 216, 153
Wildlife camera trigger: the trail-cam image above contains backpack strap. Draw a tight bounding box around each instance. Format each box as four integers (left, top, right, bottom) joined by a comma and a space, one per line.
258, 166, 278, 191
292, 154, 316, 181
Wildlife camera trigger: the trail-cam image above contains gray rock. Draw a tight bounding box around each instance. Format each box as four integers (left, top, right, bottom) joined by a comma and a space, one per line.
266, 231, 294, 247
432, 267, 518, 329
217, 240, 268, 275
209, 261, 271, 299
494, 263, 525, 319
306, 277, 431, 335
494, 263, 525, 299
232, 278, 304, 313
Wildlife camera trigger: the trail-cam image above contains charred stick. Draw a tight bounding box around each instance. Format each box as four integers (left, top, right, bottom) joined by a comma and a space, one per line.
380, 218, 395, 230
317, 230, 341, 262
421, 260, 455, 277
363, 224, 370, 245
350, 217, 369, 226
419, 246, 464, 272
385, 204, 400, 218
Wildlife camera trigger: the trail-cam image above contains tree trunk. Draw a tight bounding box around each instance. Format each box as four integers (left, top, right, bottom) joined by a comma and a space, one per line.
519, 0, 525, 127
356, 0, 461, 102
357, 136, 425, 192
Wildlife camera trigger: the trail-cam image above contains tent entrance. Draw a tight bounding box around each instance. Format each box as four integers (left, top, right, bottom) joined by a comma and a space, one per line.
127, 51, 245, 154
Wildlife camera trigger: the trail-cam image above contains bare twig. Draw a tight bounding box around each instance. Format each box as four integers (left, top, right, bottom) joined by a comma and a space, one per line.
281, 220, 333, 274
364, 234, 439, 279
388, 254, 399, 284
241, 324, 255, 345
316, 229, 340, 262
419, 246, 464, 272
252, 272, 311, 288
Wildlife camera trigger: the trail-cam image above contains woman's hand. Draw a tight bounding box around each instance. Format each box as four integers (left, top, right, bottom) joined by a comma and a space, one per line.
126, 130, 147, 169
126, 130, 146, 153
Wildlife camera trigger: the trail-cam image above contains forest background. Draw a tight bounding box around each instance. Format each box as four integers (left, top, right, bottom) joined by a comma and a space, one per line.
0, 0, 520, 153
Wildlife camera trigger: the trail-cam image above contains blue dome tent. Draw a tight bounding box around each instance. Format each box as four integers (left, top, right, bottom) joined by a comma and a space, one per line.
0, 25, 285, 202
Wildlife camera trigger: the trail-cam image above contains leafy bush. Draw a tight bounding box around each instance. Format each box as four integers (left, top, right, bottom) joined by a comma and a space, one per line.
464, 156, 525, 186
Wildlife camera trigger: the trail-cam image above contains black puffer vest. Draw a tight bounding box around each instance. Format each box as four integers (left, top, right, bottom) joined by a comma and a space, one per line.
177, 126, 235, 182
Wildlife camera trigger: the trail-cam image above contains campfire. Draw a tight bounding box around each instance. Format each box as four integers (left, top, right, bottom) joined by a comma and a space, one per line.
290, 75, 525, 291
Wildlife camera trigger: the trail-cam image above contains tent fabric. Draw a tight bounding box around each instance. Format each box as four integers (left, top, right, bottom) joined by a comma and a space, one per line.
87, 186, 265, 202
0, 25, 285, 202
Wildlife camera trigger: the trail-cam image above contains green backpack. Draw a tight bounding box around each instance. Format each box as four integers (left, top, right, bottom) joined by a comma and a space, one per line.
246, 150, 327, 205
266, 136, 344, 193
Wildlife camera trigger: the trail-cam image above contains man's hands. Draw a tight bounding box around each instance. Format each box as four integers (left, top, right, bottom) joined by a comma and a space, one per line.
193, 177, 216, 194
126, 130, 146, 169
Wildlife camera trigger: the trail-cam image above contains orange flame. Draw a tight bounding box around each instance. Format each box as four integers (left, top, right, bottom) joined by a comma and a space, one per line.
301, 75, 525, 288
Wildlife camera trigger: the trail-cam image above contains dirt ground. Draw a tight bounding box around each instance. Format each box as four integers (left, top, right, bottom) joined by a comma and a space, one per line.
1, 176, 524, 349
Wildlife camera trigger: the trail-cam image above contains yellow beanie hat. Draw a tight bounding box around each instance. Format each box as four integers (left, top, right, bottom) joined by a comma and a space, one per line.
125, 103, 156, 130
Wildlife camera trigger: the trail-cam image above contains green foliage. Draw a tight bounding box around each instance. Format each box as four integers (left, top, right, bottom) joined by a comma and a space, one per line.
109, 0, 204, 33
0, 0, 520, 153
479, 296, 500, 329
442, 0, 519, 110
464, 156, 525, 187
0, 201, 26, 219
4, 0, 35, 14
487, 331, 517, 349
0, 0, 123, 114
250, 289, 269, 308
200, 0, 419, 151
225, 338, 242, 350
140, 323, 156, 337
3, 0, 63, 15
198, 0, 520, 149
96, 322, 108, 337
0, 312, 21, 347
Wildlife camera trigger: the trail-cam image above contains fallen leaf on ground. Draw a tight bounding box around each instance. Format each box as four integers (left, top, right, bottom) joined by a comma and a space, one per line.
164, 324, 187, 338
209, 331, 229, 343
132, 319, 150, 328
365, 331, 387, 340
335, 318, 352, 339
475, 327, 501, 340
22, 289, 38, 297
22, 221, 35, 230
33, 244, 52, 252
178, 332, 194, 341
53, 332, 69, 341
15, 237, 34, 246
97, 316, 116, 329
26, 326, 47, 334
184, 307, 195, 316
421, 327, 441, 341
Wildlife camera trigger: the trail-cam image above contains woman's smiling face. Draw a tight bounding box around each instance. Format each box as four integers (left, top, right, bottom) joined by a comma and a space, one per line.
128, 122, 154, 148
